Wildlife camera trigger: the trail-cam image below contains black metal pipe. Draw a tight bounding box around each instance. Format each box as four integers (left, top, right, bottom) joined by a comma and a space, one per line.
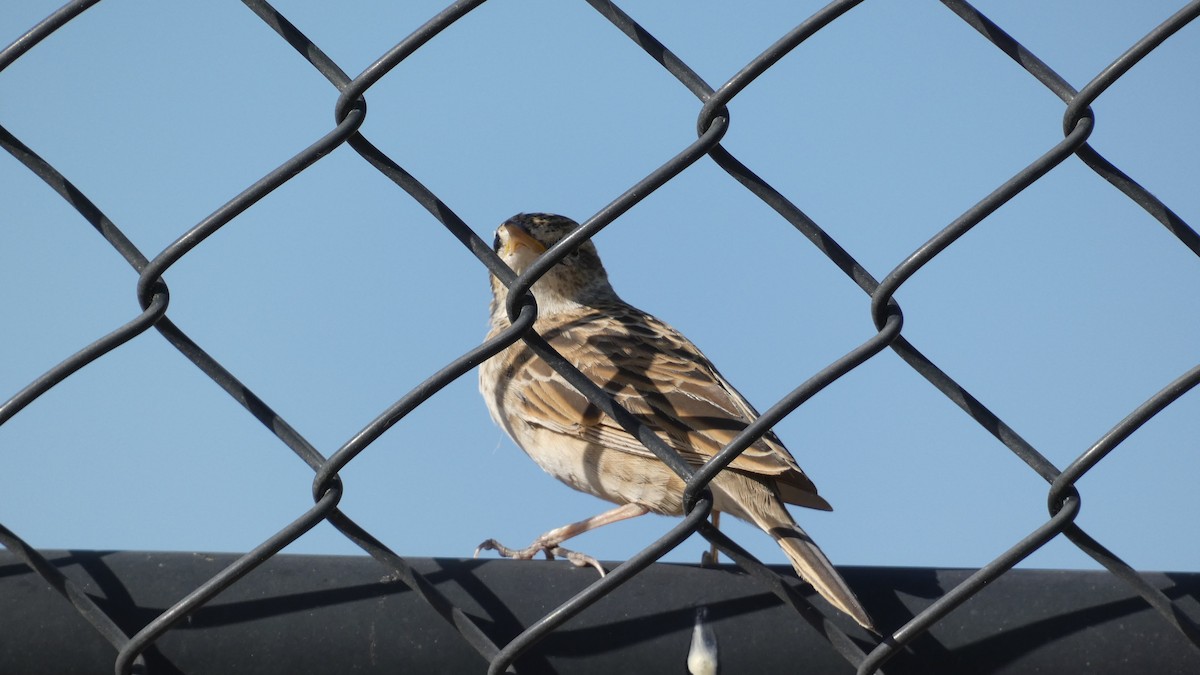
2, 550, 1198, 674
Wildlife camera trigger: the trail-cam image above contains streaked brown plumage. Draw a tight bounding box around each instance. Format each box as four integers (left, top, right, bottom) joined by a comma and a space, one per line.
477, 213, 873, 630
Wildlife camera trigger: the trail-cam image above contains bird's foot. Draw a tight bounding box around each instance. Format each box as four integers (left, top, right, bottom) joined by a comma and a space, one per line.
474, 538, 606, 576
700, 511, 722, 568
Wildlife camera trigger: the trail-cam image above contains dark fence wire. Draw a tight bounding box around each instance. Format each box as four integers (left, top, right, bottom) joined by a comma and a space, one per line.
2, 0, 1199, 673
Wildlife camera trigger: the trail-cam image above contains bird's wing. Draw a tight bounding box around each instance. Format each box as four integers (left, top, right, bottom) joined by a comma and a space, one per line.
513, 305, 829, 509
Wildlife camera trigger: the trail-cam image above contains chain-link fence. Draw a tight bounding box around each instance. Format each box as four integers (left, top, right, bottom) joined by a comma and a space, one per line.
3, 0, 1199, 673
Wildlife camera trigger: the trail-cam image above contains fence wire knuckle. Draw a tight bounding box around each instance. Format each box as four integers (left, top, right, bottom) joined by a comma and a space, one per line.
2, 0, 1198, 673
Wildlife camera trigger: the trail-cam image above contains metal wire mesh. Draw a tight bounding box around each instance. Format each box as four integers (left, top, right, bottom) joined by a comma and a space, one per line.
2, 0, 1199, 673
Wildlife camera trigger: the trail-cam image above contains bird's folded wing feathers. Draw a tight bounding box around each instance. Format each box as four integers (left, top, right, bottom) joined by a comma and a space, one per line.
512, 308, 829, 508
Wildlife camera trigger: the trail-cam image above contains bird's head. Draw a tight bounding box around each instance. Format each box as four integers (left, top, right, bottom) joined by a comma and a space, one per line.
489, 213, 617, 317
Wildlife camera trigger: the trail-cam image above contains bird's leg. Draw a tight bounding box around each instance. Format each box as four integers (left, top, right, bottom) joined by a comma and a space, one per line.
475, 503, 650, 576
700, 510, 722, 567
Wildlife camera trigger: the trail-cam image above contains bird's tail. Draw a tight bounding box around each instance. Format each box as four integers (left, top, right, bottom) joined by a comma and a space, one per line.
749, 508, 875, 631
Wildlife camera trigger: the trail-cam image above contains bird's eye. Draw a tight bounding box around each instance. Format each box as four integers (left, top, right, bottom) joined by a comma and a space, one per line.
492, 231, 502, 252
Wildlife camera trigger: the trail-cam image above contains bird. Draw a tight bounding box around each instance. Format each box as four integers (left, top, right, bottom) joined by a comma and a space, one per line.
476, 213, 874, 630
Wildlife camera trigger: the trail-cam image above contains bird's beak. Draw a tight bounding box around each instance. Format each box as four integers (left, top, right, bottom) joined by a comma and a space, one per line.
497, 223, 547, 257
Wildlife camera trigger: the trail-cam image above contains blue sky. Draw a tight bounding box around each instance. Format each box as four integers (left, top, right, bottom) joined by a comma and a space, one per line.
2, 0, 1197, 577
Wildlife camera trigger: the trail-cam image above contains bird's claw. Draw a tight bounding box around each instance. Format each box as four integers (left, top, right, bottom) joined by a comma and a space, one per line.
550, 546, 607, 576
474, 538, 532, 560
474, 539, 606, 576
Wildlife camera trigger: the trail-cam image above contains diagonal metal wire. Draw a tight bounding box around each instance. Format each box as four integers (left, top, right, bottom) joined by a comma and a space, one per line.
1, 0, 1196, 673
